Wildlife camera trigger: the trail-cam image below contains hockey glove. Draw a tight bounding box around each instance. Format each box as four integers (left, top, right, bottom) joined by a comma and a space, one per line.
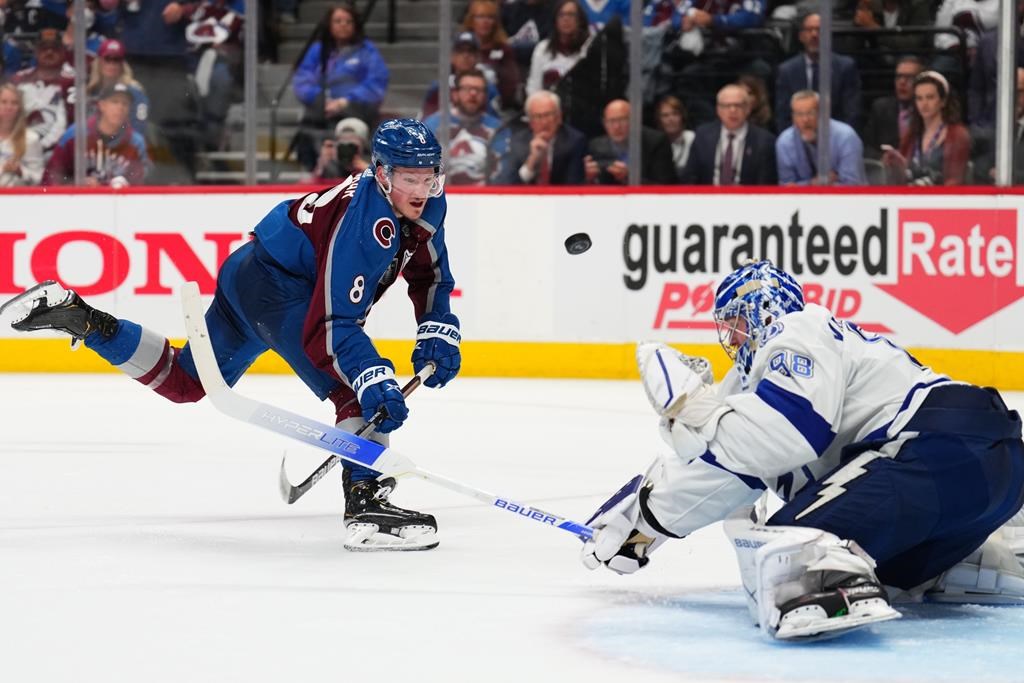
412, 312, 461, 388
637, 341, 728, 434
581, 474, 667, 575
351, 359, 408, 433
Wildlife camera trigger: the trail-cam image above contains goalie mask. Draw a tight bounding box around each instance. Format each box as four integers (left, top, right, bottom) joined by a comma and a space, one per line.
713, 260, 804, 384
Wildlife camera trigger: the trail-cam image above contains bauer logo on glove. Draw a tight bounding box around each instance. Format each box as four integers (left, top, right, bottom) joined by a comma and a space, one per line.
412, 312, 461, 388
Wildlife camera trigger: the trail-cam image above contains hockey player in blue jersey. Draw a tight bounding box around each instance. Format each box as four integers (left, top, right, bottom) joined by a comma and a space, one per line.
582, 260, 1024, 640
0, 119, 460, 552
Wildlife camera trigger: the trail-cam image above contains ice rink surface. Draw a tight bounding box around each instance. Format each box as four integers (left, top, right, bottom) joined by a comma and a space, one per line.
1, 373, 1022, 683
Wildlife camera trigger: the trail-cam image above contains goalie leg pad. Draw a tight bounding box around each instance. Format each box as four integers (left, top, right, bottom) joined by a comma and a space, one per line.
926, 529, 1024, 604
724, 510, 901, 641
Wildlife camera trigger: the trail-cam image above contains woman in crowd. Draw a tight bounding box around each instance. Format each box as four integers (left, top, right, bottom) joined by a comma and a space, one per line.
86, 39, 150, 136
654, 94, 693, 181
0, 83, 44, 186
292, 2, 388, 169
525, 0, 591, 97
461, 0, 522, 113
882, 70, 971, 185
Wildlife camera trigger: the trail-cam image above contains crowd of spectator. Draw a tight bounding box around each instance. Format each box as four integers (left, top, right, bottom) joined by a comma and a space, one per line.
2, 0, 1023, 187
404, 0, 1024, 188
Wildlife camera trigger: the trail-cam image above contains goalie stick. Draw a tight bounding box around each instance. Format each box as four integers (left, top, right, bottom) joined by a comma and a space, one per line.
180, 281, 594, 542
279, 363, 434, 504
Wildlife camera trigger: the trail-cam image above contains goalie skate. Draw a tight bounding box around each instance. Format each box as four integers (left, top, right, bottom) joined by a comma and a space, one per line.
343, 477, 438, 552
0, 280, 117, 346
774, 575, 901, 641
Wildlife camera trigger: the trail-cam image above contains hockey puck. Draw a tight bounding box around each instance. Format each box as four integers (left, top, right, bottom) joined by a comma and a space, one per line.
564, 232, 592, 255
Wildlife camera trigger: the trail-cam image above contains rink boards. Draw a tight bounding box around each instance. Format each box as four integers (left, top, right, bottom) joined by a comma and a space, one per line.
1, 185, 1023, 388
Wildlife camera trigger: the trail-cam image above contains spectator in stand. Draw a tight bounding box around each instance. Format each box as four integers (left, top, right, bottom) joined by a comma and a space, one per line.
12, 29, 74, 153
863, 56, 923, 160
584, 98, 676, 185
776, 90, 865, 185
118, 0, 200, 182
86, 39, 151, 137
461, 0, 523, 113
423, 68, 501, 187
502, 0, 555, 70
578, 0, 629, 28
420, 32, 501, 120
658, 0, 768, 128
976, 67, 1024, 184
736, 73, 773, 134
852, 0, 931, 52
292, 2, 388, 170
310, 116, 370, 182
0, 83, 44, 186
492, 89, 586, 185
775, 12, 862, 133
681, 83, 777, 185
43, 82, 149, 186
933, 0, 998, 61
176, 0, 245, 151
525, 0, 592, 97
655, 94, 694, 180
882, 71, 970, 185
968, 14, 1024, 130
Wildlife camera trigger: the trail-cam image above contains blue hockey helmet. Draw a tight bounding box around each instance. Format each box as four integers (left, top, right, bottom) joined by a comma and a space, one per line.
371, 118, 444, 197
713, 260, 804, 379
371, 118, 443, 171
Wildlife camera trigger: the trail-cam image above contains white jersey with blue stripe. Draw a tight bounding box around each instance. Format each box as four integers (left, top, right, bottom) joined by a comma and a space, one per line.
645, 303, 950, 538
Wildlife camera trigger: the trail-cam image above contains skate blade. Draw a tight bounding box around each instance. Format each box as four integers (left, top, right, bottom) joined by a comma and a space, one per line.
0, 281, 67, 325
775, 600, 901, 641
343, 523, 439, 552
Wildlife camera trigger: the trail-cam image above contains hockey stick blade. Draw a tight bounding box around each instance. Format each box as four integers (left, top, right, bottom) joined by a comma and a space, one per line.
181, 282, 594, 543
278, 362, 435, 504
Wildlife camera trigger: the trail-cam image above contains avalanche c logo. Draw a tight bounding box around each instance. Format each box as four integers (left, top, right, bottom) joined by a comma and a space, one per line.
373, 218, 396, 249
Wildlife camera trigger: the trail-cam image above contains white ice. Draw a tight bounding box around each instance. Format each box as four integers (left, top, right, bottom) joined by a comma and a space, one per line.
0, 373, 1022, 683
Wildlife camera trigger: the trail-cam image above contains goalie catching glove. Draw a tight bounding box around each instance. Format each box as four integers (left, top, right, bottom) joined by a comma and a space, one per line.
581, 471, 669, 575
637, 341, 728, 435
412, 312, 461, 388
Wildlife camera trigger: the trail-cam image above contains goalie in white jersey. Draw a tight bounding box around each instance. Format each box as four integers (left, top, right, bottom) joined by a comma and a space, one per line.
583, 260, 1024, 640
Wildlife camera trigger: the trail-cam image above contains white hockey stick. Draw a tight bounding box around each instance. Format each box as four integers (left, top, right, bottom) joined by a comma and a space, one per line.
180, 282, 594, 542
278, 364, 434, 505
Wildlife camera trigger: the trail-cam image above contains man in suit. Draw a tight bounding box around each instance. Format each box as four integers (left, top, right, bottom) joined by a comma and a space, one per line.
775, 12, 862, 133
583, 99, 678, 185
681, 84, 777, 185
863, 56, 923, 160
492, 90, 586, 185
776, 91, 865, 186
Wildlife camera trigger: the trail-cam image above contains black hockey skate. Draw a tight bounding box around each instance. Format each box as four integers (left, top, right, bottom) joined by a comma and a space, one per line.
775, 572, 900, 640
343, 475, 438, 552
0, 280, 117, 346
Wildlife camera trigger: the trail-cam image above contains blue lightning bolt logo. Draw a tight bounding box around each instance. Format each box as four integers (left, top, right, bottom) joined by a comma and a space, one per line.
795, 452, 879, 520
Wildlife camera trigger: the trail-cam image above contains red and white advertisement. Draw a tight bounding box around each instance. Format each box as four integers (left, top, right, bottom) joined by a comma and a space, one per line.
1, 187, 1023, 353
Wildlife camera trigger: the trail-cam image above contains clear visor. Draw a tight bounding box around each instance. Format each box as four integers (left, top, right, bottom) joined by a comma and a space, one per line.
387, 167, 445, 198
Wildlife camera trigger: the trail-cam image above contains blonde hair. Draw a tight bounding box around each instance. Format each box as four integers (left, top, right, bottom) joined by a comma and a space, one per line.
0, 83, 29, 162
86, 57, 144, 97
461, 0, 508, 47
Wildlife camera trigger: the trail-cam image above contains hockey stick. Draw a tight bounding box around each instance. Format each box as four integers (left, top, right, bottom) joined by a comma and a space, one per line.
278, 363, 434, 504
181, 282, 594, 542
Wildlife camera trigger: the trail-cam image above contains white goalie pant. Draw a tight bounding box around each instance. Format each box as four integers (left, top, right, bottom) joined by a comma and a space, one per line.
723, 506, 895, 639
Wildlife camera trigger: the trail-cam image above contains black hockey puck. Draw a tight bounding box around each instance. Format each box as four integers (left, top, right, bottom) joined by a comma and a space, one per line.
564, 232, 592, 255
